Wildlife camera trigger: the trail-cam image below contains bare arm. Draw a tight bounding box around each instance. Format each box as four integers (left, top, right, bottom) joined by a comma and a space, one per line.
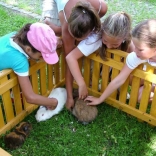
60, 18, 76, 110
66, 48, 88, 99
18, 76, 57, 109
99, 0, 108, 17
44, 19, 62, 36
85, 64, 133, 105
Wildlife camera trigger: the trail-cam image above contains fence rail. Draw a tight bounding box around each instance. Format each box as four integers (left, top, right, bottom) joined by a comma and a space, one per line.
1, 48, 156, 136
0, 48, 65, 135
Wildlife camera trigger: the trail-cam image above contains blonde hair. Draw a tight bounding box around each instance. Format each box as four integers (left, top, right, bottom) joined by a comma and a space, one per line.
68, 1, 101, 39
99, 12, 132, 60
132, 19, 156, 48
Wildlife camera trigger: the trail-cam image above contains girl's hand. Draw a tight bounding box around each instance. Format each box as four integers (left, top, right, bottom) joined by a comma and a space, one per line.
57, 37, 63, 48
84, 96, 101, 106
66, 97, 74, 111
79, 84, 88, 99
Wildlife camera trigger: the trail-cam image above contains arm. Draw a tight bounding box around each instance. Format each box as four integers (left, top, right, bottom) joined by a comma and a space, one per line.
66, 48, 88, 99
89, 0, 108, 18
85, 64, 133, 105
44, 20, 62, 36
18, 76, 57, 109
59, 18, 77, 110
99, 0, 108, 17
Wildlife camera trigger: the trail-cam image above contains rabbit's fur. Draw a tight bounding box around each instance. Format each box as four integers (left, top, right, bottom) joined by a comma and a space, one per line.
4, 122, 32, 150
72, 93, 98, 125
35, 88, 67, 122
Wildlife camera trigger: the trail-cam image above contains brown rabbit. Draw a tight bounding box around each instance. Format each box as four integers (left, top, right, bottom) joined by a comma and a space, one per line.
4, 122, 32, 150
72, 98, 98, 125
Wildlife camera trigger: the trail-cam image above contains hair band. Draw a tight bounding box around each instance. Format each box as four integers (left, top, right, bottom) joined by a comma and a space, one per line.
120, 11, 125, 15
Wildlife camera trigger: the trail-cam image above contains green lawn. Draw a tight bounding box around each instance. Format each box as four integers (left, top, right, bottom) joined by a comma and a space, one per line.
0, 1, 156, 156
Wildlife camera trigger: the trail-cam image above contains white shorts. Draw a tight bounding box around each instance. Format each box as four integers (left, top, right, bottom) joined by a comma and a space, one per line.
41, 0, 61, 26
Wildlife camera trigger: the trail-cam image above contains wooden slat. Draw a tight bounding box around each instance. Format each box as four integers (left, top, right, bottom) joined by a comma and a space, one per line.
139, 82, 151, 111
47, 64, 53, 91
10, 72, 23, 115
2, 90, 15, 122
0, 76, 14, 122
53, 61, 60, 85
0, 102, 5, 128
92, 61, 100, 91
11, 86, 23, 115
40, 66, 47, 95
0, 148, 12, 156
0, 77, 5, 127
129, 76, 140, 107
110, 54, 121, 98
150, 87, 156, 117
119, 78, 129, 103
83, 57, 91, 87
101, 64, 109, 92
139, 64, 154, 113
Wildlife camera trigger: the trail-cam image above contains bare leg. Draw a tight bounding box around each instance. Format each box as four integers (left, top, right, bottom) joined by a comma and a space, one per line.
138, 85, 155, 103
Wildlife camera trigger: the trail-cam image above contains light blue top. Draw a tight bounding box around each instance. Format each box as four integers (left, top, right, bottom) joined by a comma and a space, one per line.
54, 0, 69, 12
0, 32, 29, 76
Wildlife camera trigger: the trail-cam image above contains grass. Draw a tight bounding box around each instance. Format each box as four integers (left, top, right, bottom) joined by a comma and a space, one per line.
0, 0, 42, 14
0, 1, 156, 156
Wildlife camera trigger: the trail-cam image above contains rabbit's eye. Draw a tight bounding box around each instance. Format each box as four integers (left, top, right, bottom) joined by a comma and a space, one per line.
23, 126, 28, 131
42, 114, 44, 116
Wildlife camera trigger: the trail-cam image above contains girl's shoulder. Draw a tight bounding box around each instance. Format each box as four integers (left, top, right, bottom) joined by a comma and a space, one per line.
126, 52, 147, 69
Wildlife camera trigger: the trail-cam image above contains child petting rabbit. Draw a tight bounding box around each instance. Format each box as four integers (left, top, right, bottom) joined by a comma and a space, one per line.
35, 88, 67, 122
35, 88, 98, 124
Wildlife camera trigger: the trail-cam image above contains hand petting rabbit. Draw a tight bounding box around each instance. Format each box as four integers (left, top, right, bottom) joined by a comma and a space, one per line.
72, 98, 98, 125
35, 88, 67, 122
72, 89, 98, 125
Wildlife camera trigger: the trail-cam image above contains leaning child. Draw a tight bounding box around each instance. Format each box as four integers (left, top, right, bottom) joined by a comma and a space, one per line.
0, 22, 62, 109
85, 19, 156, 105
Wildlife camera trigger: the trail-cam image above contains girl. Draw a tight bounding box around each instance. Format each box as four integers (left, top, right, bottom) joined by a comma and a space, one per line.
85, 19, 156, 105
66, 12, 134, 108
0, 22, 62, 109
41, 0, 108, 110
99, 12, 134, 60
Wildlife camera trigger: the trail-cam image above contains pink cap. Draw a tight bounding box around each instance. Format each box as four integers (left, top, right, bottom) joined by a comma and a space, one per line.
27, 22, 59, 64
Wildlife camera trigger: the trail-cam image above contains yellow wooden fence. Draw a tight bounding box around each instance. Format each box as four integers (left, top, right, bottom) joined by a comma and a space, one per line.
0, 48, 156, 137
0, 48, 65, 135
84, 49, 156, 126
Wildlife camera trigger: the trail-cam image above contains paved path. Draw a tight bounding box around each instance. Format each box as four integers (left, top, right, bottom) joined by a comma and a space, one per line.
0, 1, 41, 20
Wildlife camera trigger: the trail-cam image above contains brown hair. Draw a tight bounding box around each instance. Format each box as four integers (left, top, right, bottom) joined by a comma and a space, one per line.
12, 23, 38, 53
99, 12, 132, 60
68, 1, 101, 39
132, 19, 156, 48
